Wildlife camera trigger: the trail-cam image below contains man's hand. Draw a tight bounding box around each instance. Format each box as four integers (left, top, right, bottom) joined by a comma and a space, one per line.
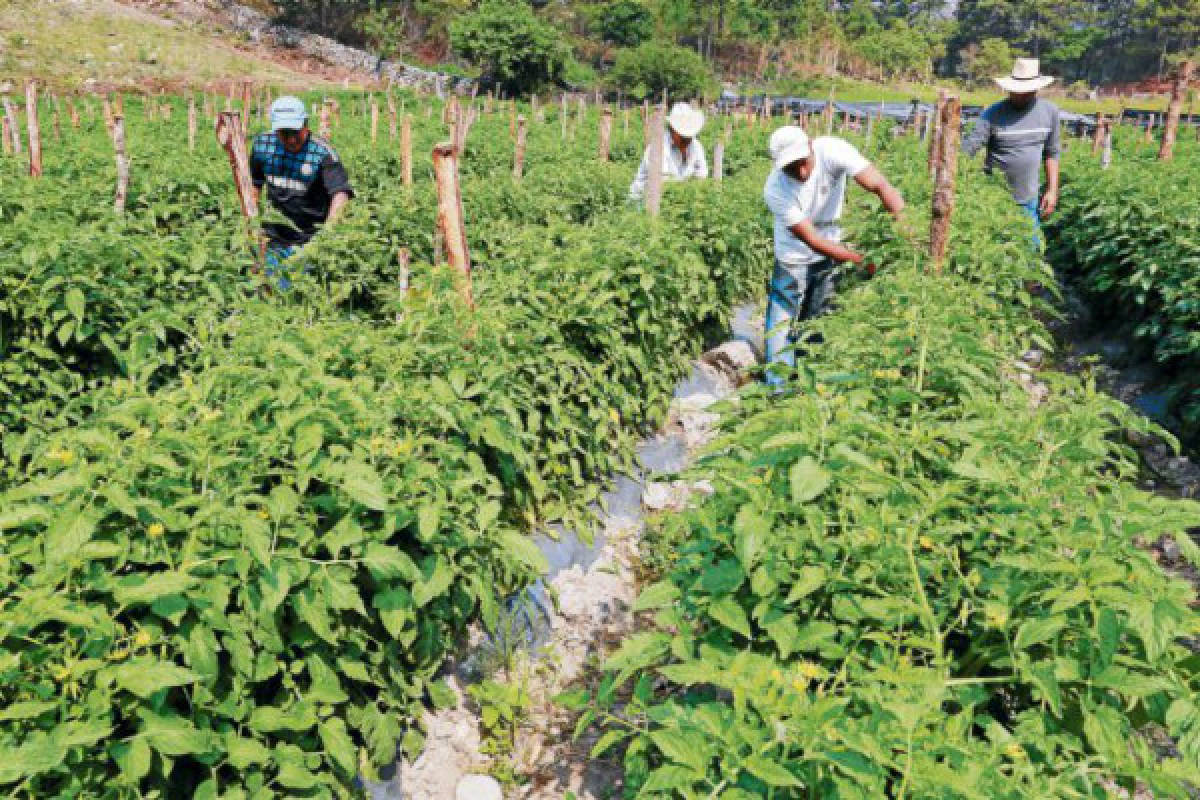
1038, 189, 1058, 217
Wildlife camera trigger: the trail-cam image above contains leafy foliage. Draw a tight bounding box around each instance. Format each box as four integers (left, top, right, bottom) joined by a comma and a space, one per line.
609, 40, 716, 101
572, 138, 1200, 797
449, 0, 571, 94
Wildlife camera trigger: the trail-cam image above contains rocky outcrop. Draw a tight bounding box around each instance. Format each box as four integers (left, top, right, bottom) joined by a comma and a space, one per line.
220, 1, 475, 92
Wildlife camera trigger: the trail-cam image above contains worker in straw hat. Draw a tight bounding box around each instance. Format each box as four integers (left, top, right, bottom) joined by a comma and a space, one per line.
250, 96, 355, 289
762, 126, 906, 386
629, 102, 708, 201
963, 58, 1061, 247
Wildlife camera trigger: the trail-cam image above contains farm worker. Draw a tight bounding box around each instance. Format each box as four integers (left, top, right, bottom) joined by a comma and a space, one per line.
762, 126, 906, 386
250, 96, 355, 289
963, 58, 1060, 248
629, 102, 708, 201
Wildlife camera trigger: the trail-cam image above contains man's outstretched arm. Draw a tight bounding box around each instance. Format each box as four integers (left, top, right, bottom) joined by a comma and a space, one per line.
788, 219, 864, 264
854, 166, 905, 217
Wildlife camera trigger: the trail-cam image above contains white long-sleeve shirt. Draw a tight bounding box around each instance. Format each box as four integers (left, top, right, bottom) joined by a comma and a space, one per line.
629, 134, 708, 200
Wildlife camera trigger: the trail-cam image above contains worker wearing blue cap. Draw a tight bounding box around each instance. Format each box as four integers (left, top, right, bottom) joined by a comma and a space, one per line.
250, 96, 355, 288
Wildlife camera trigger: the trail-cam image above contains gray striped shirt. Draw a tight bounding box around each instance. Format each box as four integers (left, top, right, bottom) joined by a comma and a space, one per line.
963, 98, 1061, 204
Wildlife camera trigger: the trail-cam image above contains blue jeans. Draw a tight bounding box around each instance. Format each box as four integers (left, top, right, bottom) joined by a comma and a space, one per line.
265, 244, 300, 290
1018, 199, 1041, 252
764, 258, 835, 386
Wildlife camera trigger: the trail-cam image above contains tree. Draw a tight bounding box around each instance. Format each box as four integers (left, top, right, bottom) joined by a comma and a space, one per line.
960, 36, 1016, 87
592, 0, 655, 47
356, 1, 407, 62
449, 0, 571, 94
608, 40, 715, 100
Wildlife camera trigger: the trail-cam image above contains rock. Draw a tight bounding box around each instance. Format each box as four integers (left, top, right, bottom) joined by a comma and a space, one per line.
678, 409, 720, 449
675, 392, 719, 413
691, 479, 715, 496
1161, 537, 1181, 563
1020, 349, 1045, 367
701, 340, 758, 386
457, 774, 503, 800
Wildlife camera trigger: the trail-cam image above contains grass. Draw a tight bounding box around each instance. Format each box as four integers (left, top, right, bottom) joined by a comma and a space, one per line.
0, 0, 313, 91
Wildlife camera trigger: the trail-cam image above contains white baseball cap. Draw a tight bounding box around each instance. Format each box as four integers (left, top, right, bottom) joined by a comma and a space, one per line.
270, 96, 308, 131
768, 126, 811, 171
667, 102, 705, 138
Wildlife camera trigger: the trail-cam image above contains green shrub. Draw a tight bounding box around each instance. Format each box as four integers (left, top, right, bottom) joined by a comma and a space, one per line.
449, 0, 570, 95
608, 40, 715, 101
590, 0, 653, 47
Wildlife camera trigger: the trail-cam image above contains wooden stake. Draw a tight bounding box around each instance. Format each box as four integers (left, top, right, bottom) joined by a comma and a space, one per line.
1, 115, 10, 156
241, 81, 252, 132
431, 142, 473, 308
560, 93, 568, 139
1101, 119, 1113, 169
113, 116, 129, 213
598, 108, 612, 161
67, 98, 79, 129
645, 103, 665, 217
513, 114, 527, 179
371, 97, 379, 145
188, 96, 197, 152
1159, 59, 1193, 161
3, 97, 22, 155
215, 112, 259, 221
25, 82, 42, 177
1143, 114, 1155, 145
928, 90, 946, 175
319, 101, 332, 139
713, 140, 724, 181
400, 114, 412, 186
929, 96, 961, 274
1091, 114, 1105, 155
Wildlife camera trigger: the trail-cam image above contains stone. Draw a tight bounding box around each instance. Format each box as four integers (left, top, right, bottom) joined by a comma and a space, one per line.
701, 340, 758, 385
456, 774, 503, 800
678, 409, 721, 449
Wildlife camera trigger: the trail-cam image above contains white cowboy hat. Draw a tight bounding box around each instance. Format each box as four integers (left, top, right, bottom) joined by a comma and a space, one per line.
995, 58, 1055, 93
667, 102, 705, 138
768, 125, 811, 171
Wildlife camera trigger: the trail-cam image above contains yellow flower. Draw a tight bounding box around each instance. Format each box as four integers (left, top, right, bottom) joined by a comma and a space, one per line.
797, 661, 822, 680
609, 408, 620, 425
53, 666, 71, 682
258, 509, 270, 521
47, 448, 75, 465
201, 409, 222, 423
182, 374, 193, 388
984, 604, 1008, 628
107, 648, 129, 662
147, 523, 165, 538
792, 678, 808, 692
919, 536, 934, 550
1004, 742, 1025, 759
133, 630, 152, 648
134, 427, 151, 440
815, 383, 829, 397
771, 669, 783, 682
371, 436, 388, 452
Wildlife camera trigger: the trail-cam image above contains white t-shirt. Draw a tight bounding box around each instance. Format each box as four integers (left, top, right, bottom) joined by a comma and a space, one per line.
629, 134, 708, 200
763, 137, 870, 266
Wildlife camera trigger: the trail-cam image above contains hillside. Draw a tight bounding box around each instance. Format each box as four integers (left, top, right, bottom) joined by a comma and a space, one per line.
0, 0, 365, 92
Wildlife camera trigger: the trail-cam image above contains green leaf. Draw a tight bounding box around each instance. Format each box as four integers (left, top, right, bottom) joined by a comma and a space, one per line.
417, 503, 440, 542
413, 558, 455, 607
650, 728, 709, 772
372, 586, 414, 639
114, 571, 198, 607
362, 543, 419, 582
605, 632, 670, 674
0, 733, 66, 782
633, 580, 679, 612
114, 659, 200, 697
139, 710, 213, 756
708, 595, 751, 638
276, 762, 318, 789
224, 734, 271, 769
497, 529, 549, 574
306, 654, 349, 704
744, 754, 803, 787
111, 737, 151, 783
0, 700, 57, 721
590, 729, 626, 759
1013, 615, 1066, 650
785, 566, 826, 604
240, 514, 272, 567
320, 718, 358, 776
65, 287, 85, 323
295, 589, 337, 643
44, 509, 98, 563
342, 461, 388, 511
789, 456, 830, 504
733, 505, 769, 570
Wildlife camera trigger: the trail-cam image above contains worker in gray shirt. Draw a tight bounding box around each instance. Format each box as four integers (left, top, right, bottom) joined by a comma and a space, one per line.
963, 58, 1061, 248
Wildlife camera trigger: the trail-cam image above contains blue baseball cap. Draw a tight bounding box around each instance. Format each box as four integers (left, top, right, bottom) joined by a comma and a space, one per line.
270, 96, 308, 131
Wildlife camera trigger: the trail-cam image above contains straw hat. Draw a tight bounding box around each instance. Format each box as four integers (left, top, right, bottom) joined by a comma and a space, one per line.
667, 102, 705, 138
995, 58, 1055, 93
768, 126, 811, 171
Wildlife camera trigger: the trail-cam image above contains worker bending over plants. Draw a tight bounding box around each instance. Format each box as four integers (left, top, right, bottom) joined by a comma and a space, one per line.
250, 96, 355, 289
762, 125, 906, 386
629, 102, 708, 201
